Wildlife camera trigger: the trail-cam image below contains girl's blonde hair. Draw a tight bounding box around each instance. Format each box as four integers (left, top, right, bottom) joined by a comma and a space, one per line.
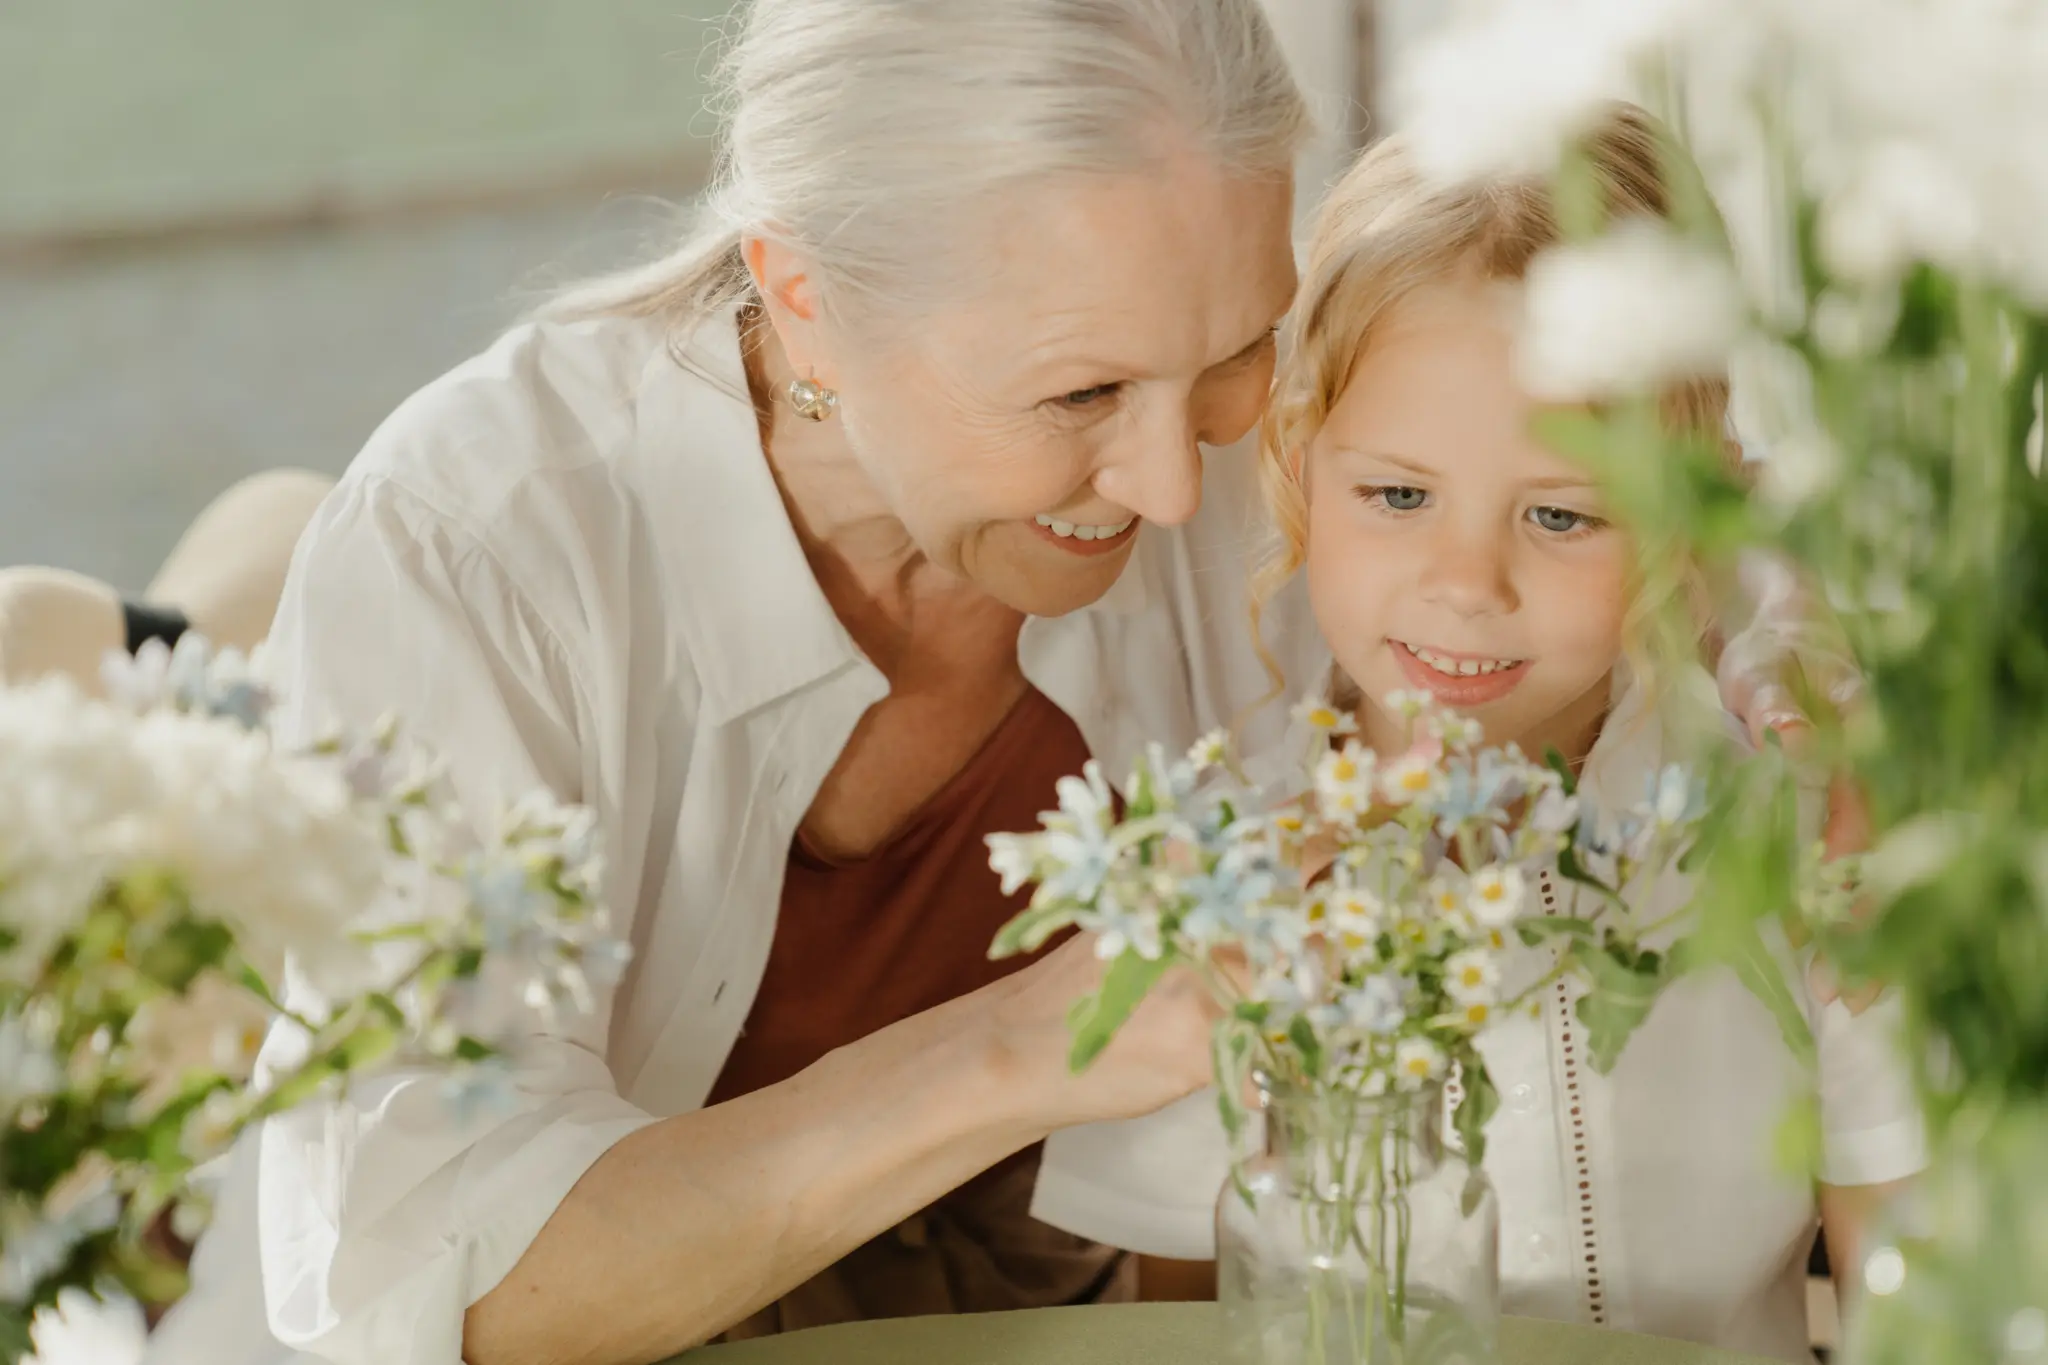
540, 0, 1310, 339
1254, 102, 1735, 705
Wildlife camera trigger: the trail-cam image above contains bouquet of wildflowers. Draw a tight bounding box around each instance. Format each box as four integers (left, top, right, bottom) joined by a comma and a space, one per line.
990, 690, 1704, 1164
0, 636, 626, 1362
989, 691, 1703, 1362
1389, 4, 2048, 1359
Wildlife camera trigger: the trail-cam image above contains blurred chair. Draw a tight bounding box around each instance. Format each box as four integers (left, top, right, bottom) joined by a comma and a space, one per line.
0, 468, 333, 689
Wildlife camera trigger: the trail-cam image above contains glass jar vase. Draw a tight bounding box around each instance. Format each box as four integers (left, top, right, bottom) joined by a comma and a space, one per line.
1217, 1079, 1499, 1365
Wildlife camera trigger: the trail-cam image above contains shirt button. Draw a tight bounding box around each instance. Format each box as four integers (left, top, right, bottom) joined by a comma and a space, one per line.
1507, 1083, 1539, 1114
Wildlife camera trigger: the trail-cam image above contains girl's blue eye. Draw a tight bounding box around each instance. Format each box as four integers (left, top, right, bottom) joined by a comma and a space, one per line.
1531, 505, 1595, 534
1381, 486, 1427, 512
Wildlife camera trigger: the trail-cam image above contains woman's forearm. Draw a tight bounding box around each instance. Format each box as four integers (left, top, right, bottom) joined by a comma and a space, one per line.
461, 987, 1045, 1365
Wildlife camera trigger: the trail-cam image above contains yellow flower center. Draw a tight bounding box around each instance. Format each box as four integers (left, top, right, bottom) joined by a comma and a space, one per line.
1308, 707, 1339, 729
1464, 1003, 1491, 1026
1331, 756, 1358, 781
1399, 767, 1431, 793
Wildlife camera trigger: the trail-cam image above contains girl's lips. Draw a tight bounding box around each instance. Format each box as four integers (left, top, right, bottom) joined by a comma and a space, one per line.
1391, 640, 1531, 707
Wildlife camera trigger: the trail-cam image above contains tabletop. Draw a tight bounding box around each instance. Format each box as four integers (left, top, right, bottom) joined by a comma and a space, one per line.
675, 1303, 1781, 1365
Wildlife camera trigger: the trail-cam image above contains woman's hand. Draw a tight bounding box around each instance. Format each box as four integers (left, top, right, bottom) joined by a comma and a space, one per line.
990, 932, 1224, 1133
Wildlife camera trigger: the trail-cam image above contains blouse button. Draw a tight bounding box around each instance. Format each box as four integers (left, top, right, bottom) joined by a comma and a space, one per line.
1507, 1082, 1539, 1114
1525, 1233, 1556, 1263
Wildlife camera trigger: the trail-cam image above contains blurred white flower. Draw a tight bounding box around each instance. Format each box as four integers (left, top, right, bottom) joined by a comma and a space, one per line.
1091, 909, 1164, 962
1391, 0, 1695, 184
1379, 753, 1440, 807
1467, 866, 1528, 929
1314, 741, 1376, 822
125, 971, 274, 1114
1187, 729, 1230, 772
1518, 223, 1746, 402
986, 833, 1041, 897
1291, 697, 1358, 736
1341, 975, 1408, 1036
1444, 949, 1504, 1006
25, 1287, 146, 1365
1322, 887, 1384, 955
1394, 1037, 1448, 1090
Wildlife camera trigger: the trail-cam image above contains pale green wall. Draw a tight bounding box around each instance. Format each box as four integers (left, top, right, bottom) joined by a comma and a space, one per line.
0, 3, 732, 589
0, 0, 734, 240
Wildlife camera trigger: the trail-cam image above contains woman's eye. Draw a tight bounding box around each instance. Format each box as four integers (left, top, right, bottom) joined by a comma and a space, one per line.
1058, 383, 1120, 408
1378, 486, 1427, 512
1531, 505, 1600, 534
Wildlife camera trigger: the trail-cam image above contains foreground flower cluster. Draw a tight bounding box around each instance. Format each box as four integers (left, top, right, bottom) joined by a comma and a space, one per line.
0, 637, 625, 1359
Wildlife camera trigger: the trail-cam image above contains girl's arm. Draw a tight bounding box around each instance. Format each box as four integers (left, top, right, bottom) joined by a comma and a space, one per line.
1818, 1178, 1913, 1303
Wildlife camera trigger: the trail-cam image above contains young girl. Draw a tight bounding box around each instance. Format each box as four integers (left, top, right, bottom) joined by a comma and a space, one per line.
1028, 106, 1925, 1362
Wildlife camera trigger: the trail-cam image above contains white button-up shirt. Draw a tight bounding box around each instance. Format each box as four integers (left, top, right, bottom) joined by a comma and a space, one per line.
144, 307, 1328, 1365
1029, 673, 1928, 1364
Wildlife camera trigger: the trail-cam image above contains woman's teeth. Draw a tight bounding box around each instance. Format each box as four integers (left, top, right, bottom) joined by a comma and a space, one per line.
1035, 514, 1134, 542
1402, 642, 1522, 677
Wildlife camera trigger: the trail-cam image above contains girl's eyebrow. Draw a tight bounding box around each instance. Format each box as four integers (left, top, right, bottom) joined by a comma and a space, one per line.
1326, 445, 1602, 494
1324, 446, 1438, 478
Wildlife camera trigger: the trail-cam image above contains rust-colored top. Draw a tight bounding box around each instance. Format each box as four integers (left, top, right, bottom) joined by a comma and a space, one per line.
708, 687, 1134, 1339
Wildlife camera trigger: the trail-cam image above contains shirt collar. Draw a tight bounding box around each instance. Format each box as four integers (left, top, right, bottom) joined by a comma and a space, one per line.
628, 309, 873, 727
1576, 661, 1734, 808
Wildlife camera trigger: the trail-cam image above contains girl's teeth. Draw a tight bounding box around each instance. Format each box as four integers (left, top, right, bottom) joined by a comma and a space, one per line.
1403, 642, 1519, 676
1035, 514, 1134, 541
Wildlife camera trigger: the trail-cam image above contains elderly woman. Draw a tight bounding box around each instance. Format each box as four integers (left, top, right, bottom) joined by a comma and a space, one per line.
147, 5, 1822, 1365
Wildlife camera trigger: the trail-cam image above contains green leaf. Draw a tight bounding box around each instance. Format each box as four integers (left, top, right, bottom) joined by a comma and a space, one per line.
1066, 950, 1173, 1072
1453, 1061, 1501, 1205
1772, 1093, 1824, 1179
1573, 947, 1673, 1074
1541, 746, 1579, 797
1211, 1019, 1256, 1147
990, 902, 1078, 960
0, 1306, 33, 1361
1517, 916, 1601, 948
1287, 1013, 1324, 1081
1721, 922, 1818, 1068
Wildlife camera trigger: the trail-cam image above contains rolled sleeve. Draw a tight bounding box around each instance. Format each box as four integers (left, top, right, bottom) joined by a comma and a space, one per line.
1816, 993, 1928, 1188
250, 473, 654, 1362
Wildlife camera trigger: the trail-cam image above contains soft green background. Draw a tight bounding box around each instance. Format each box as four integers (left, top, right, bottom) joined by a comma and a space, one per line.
0, 2, 734, 590
0, 0, 732, 241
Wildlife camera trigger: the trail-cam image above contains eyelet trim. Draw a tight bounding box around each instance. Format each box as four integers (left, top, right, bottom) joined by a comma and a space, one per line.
1544, 869, 1609, 1327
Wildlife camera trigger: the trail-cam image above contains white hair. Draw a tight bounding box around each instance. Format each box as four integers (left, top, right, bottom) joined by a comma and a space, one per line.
542, 0, 1312, 333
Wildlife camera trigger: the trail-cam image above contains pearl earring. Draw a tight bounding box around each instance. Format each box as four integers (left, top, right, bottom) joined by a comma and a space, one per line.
786, 371, 839, 422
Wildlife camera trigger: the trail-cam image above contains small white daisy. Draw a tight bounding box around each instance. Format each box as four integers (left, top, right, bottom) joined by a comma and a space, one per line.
1292, 696, 1359, 736
1315, 741, 1377, 821
1466, 865, 1527, 927
1379, 752, 1440, 806
1394, 1036, 1447, 1089
1444, 948, 1503, 1005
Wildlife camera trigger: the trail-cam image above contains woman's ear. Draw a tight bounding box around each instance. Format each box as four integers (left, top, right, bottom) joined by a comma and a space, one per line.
742, 237, 839, 391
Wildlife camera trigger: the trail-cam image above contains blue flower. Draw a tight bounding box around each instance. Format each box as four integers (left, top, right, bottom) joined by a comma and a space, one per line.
1341, 974, 1409, 1035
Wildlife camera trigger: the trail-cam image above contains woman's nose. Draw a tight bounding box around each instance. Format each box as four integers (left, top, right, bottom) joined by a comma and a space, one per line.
1092, 429, 1204, 528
